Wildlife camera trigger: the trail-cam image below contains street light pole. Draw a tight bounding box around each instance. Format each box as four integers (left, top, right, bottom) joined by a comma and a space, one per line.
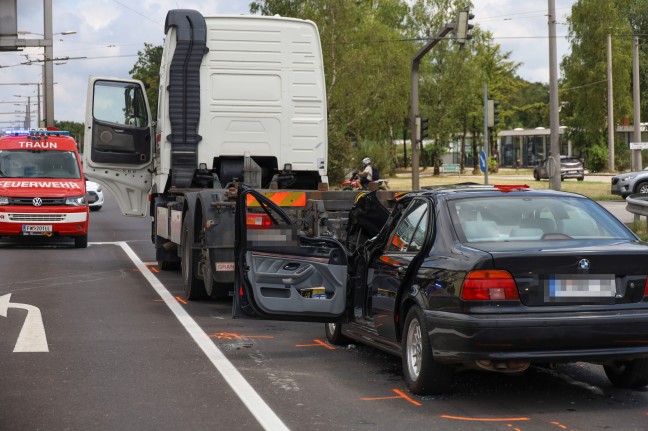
43, 0, 54, 127
548, 0, 561, 191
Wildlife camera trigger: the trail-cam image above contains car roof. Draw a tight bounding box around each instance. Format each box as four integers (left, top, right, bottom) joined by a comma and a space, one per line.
405, 183, 587, 201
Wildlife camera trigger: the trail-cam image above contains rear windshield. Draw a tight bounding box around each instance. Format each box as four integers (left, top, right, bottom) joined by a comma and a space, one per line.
0, 149, 81, 179
448, 196, 632, 243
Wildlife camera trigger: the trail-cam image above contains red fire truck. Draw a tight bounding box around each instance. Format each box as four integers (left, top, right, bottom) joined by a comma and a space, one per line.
0, 129, 89, 248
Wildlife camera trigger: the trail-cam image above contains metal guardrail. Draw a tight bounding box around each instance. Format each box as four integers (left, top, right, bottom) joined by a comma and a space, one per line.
625, 193, 648, 227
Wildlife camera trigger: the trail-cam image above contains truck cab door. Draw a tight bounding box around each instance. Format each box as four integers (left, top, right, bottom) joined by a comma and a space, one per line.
84, 77, 153, 216
233, 188, 349, 322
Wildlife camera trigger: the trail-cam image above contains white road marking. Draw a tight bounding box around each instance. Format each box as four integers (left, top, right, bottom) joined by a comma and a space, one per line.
106, 241, 289, 431
0, 293, 49, 353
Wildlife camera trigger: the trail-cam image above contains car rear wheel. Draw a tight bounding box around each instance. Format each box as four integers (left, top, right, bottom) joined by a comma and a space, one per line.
324, 322, 350, 345
635, 181, 648, 194
604, 359, 648, 389
401, 306, 453, 395
533, 171, 540, 181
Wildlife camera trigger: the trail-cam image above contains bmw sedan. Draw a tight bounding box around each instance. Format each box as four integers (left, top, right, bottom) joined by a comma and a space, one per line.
233, 185, 648, 395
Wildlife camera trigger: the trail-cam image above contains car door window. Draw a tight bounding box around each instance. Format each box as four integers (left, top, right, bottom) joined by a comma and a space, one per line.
387, 199, 428, 252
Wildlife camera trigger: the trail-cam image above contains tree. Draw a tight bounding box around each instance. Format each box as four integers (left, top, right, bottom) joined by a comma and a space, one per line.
561, 0, 633, 171
250, 0, 412, 182
129, 43, 162, 121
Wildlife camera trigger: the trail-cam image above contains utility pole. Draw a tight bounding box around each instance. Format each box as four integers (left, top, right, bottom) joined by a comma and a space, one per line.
44, 0, 54, 127
483, 85, 489, 185
633, 36, 642, 170
410, 8, 473, 190
548, 0, 561, 191
607, 33, 615, 172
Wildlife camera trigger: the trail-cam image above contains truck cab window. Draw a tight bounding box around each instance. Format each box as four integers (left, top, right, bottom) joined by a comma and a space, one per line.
93, 81, 148, 127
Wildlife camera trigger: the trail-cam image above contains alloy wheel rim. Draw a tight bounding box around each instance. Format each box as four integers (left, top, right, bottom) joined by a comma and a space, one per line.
406, 319, 422, 379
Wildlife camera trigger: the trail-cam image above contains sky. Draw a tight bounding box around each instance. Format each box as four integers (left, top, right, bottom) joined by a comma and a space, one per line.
0, 0, 576, 127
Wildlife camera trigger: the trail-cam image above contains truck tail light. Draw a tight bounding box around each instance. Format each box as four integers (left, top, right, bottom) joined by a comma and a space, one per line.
246, 213, 272, 229
461, 270, 519, 301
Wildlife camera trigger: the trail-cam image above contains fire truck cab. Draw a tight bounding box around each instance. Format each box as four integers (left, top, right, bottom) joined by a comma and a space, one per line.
0, 129, 89, 248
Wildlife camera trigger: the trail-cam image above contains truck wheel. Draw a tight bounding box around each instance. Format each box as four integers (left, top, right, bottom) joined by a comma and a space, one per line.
74, 234, 88, 249
324, 322, 350, 345
158, 260, 180, 271
182, 217, 207, 300
401, 306, 453, 395
635, 181, 648, 194
604, 359, 648, 389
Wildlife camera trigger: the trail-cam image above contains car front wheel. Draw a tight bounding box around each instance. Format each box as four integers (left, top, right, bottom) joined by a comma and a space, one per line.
324, 322, 350, 345
401, 306, 453, 395
635, 181, 648, 194
604, 359, 648, 389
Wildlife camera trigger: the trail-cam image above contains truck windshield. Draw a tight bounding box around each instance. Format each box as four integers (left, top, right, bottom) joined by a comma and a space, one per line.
0, 150, 81, 179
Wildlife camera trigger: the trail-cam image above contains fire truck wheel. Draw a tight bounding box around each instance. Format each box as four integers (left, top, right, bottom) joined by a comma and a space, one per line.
182, 217, 207, 300
74, 234, 88, 248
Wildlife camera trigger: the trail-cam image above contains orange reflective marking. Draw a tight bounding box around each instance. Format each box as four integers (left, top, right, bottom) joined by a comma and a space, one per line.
379, 255, 400, 266
208, 332, 274, 340
296, 339, 336, 350
361, 388, 421, 406
175, 296, 188, 305
440, 415, 530, 422
550, 422, 568, 429
246, 192, 307, 207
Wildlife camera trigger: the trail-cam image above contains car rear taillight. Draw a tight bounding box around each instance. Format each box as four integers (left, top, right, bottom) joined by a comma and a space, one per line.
246, 213, 272, 229
644, 277, 648, 297
461, 270, 519, 301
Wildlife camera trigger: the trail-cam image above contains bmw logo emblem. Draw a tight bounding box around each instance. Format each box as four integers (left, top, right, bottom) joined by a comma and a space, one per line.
578, 259, 590, 270
32, 197, 43, 207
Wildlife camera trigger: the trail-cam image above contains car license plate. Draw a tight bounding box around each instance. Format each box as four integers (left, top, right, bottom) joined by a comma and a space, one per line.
22, 225, 52, 234
545, 275, 616, 302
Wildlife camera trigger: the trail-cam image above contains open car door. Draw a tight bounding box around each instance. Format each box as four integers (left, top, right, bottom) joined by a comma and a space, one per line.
233, 187, 349, 322
83, 77, 153, 216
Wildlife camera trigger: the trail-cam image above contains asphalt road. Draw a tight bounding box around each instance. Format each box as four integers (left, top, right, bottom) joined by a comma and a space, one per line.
0, 192, 646, 431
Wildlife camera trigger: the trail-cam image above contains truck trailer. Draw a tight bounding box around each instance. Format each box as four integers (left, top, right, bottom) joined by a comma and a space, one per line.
83, 9, 392, 300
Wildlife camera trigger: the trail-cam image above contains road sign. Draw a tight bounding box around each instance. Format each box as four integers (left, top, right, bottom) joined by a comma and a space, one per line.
479, 151, 487, 172
0, 293, 48, 352
630, 142, 648, 150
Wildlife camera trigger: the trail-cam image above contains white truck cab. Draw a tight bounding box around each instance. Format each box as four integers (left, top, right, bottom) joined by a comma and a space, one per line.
83, 10, 334, 300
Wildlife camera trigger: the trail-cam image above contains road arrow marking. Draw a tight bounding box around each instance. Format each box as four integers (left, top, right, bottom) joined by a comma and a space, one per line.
0, 293, 49, 352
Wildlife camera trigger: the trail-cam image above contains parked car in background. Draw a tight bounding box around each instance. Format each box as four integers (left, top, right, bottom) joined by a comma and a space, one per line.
611, 167, 648, 198
234, 185, 648, 395
533, 156, 584, 181
86, 180, 104, 211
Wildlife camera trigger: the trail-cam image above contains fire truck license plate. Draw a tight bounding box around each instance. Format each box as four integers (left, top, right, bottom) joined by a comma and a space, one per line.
22, 225, 52, 234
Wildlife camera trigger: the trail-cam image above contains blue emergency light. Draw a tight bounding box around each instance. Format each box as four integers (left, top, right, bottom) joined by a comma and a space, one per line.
3, 128, 70, 137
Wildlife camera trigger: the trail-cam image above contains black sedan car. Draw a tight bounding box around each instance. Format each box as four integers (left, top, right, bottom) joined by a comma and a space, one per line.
233, 185, 648, 395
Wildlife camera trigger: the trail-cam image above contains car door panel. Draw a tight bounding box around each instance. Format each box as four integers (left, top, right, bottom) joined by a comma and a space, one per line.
233, 187, 349, 322
245, 250, 347, 315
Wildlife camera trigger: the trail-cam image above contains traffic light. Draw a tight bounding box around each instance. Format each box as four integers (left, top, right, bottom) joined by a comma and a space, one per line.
416, 117, 429, 142
487, 99, 500, 128
455, 7, 475, 46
